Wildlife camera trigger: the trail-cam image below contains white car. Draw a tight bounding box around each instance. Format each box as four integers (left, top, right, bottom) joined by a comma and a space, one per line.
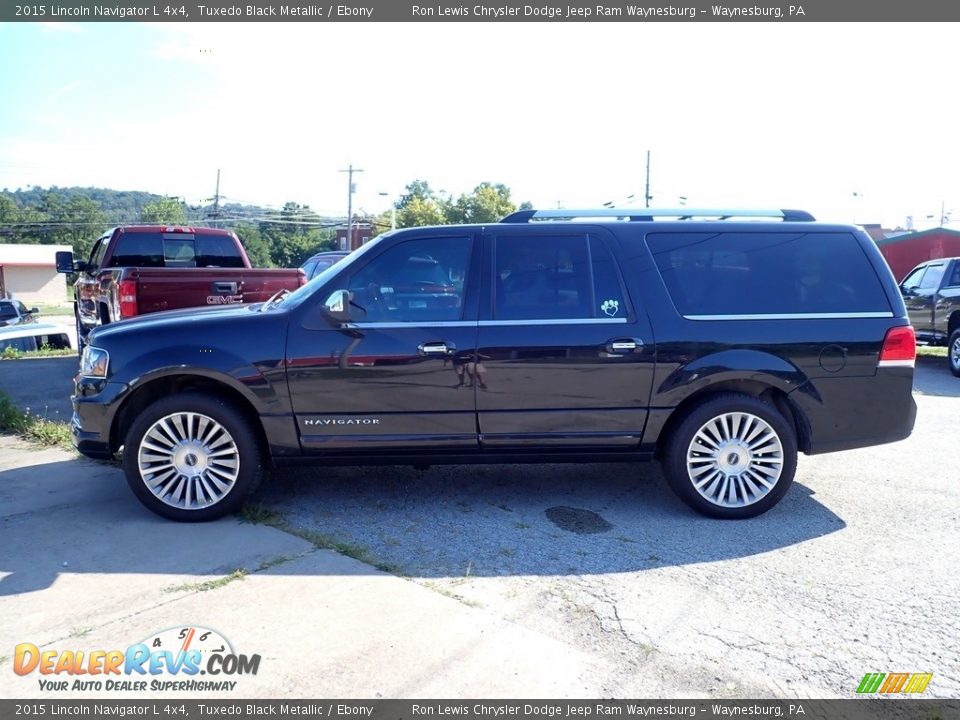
0, 322, 73, 352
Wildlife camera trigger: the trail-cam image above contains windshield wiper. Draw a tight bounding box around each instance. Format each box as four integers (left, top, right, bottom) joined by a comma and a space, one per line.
260, 288, 290, 312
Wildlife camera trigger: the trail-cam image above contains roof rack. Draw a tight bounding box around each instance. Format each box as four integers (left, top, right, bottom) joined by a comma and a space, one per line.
500, 208, 816, 223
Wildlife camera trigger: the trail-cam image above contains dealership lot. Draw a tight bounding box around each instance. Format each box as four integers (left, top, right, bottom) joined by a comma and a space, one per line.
0, 360, 957, 698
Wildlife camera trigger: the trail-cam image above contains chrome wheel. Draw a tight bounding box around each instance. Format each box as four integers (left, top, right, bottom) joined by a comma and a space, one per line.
137, 412, 240, 510
951, 336, 960, 371
686, 412, 784, 508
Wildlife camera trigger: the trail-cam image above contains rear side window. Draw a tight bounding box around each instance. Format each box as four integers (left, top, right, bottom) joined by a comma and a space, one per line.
647, 232, 891, 316
494, 235, 627, 320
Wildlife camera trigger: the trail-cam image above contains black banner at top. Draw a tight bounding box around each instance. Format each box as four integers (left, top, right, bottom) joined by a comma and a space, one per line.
3, 0, 960, 22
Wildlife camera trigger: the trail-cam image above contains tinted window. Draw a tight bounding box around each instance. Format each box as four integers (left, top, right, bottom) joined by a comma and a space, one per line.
196, 235, 245, 268
0, 336, 35, 351
347, 237, 471, 323
947, 263, 960, 288
918, 264, 945, 290
494, 235, 626, 320
0, 302, 17, 320
901, 266, 926, 290
108, 234, 164, 267
164, 238, 196, 267
89, 236, 109, 268
647, 232, 891, 316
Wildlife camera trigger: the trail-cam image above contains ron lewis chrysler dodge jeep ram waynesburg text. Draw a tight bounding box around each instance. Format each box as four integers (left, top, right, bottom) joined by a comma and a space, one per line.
70, 208, 917, 521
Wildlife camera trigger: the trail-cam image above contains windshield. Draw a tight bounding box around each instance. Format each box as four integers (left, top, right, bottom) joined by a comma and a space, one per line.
275, 236, 387, 311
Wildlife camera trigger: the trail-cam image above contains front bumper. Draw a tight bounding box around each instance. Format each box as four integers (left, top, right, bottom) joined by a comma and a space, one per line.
71, 378, 130, 460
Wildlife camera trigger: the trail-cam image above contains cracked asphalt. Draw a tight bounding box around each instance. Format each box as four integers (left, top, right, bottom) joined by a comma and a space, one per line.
251, 359, 960, 698
0, 358, 957, 698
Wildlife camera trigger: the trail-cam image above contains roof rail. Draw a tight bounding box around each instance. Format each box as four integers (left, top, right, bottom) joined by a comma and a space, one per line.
500, 208, 816, 223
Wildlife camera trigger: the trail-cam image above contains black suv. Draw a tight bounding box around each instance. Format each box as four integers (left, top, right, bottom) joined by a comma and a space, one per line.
72, 208, 917, 521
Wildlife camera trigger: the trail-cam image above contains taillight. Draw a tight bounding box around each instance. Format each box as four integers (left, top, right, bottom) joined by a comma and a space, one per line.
297, 269, 307, 287
878, 326, 916, 367
118, 279, 138, 319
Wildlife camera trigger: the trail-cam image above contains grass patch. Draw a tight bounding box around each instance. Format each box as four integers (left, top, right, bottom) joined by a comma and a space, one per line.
2, 346, 76, 359
238, 502, 405, 575
916, 345, 948, 358
163, 569, 247, 594
0, 391, 73, 451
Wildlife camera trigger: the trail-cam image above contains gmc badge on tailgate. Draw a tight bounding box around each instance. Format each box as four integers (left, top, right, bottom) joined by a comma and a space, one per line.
207, 295, 244, 305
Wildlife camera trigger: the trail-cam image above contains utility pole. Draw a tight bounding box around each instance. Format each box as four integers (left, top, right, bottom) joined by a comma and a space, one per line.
209, 169, 222, 228
340, 164, 364, 250
644, 150, 652, 208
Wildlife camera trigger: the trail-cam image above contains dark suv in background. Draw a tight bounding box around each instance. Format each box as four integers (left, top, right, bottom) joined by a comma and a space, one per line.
70, 208, 917, 521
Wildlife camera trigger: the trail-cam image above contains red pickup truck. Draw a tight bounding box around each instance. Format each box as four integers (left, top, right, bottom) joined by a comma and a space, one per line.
56, 225, 305, 348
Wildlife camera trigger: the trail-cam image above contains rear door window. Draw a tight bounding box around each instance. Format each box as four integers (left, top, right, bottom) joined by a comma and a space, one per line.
647, 231, 892, 316
918, 263, 945, 291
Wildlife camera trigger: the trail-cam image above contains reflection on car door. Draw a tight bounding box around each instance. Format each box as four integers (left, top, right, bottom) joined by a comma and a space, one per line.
476, 227, 655, 449
286, 233, 482, 453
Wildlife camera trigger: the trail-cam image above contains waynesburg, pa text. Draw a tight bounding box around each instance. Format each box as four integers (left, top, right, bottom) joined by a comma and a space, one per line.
410, 4, 803, 18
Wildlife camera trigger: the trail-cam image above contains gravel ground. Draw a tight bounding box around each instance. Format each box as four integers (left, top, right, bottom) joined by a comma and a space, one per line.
253, 362, 960, 698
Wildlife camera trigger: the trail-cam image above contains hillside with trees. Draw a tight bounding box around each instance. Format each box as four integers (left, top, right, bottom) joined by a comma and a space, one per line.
0, 180, 527, 268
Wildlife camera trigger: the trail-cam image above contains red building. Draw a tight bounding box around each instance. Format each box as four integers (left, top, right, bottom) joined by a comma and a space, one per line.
875, 228, 960, 282
336, 224, 373, 251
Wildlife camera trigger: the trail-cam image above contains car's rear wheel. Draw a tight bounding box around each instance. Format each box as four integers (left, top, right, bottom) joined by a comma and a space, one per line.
662, 394, 797, 519
948, 329, 960, 378
122, 392, 263, 522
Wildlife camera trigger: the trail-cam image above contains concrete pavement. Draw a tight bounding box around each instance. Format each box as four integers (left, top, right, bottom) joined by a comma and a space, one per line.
0, 437, 611, 699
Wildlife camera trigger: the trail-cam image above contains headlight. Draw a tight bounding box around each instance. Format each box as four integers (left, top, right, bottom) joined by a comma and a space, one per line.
80, 346, 110, 378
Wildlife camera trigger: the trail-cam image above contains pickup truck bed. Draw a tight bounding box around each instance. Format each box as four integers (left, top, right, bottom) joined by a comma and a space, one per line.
57, 225, 304, 345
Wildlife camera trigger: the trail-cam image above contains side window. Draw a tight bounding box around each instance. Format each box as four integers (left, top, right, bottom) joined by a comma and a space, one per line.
918, 264, 945, 291
88, 237, 109, 269
648, 232, 891, 316
900, 266, 926, 290
947, 263, 960, 288
493, 235, 626, 320
495, 235, 591, 320
346, 237, 471, 323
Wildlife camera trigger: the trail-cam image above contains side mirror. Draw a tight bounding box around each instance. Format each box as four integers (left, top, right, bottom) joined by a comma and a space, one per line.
55, 251, 76, 274
29, 308, 39, 315
323, 289, 352, 323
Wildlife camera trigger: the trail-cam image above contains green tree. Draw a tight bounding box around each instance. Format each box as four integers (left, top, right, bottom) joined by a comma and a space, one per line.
448, 182, 517, 224
141, 197, 187, 224
233, 224, 273, 267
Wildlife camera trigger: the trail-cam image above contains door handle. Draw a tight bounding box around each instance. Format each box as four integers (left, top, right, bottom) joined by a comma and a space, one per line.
212, 281, 238, 294
606, 338, 643, 354
419, 341, 455, 357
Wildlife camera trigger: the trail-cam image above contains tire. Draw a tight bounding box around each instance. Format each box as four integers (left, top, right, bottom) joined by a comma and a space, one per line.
122, 392, 264, 522
662, 393, 797, 519
949, 329, 960, 378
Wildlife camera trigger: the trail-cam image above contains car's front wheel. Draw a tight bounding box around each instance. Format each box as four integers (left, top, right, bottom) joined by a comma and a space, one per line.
948, 329, 960, 378
662, 393, 797, 519
122, 392, 263, 522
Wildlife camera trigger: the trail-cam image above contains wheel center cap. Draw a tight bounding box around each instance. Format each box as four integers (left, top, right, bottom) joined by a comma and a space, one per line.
173, 442, 208, 475
717, 442, 750, 474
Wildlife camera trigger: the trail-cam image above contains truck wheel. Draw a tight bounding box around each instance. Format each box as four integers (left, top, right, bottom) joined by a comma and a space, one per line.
122, 392, 264, 522
949, 329, 960, 378
662, 394, 797, 519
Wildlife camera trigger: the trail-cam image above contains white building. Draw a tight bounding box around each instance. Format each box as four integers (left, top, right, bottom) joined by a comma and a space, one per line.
0, 244, 72, 306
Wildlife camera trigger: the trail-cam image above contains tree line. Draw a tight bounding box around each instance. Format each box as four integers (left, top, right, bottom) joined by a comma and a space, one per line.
0, 181, 526, 268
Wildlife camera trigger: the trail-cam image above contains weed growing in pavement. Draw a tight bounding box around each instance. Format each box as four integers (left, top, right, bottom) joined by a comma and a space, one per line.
0, 391, 72, 451
163, 569, 248, 594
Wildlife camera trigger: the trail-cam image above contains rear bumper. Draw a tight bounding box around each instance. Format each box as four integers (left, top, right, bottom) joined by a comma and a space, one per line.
790, 368, 917, 455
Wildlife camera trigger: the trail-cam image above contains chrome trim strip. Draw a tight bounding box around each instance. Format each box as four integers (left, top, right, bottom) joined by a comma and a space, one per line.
683, 312, 894, 321
347, 321, 477, 328
479, 318, 628, 326
529, 208, 798, 220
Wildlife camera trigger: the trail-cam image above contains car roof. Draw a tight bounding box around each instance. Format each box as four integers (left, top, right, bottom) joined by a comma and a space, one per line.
0, 323, 70, 339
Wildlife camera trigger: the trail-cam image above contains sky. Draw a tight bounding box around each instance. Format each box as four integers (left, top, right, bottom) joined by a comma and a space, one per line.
0, 21, 958, 230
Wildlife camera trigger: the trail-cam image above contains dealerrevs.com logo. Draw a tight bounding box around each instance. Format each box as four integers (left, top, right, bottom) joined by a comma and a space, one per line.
13, 626, 261, 693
